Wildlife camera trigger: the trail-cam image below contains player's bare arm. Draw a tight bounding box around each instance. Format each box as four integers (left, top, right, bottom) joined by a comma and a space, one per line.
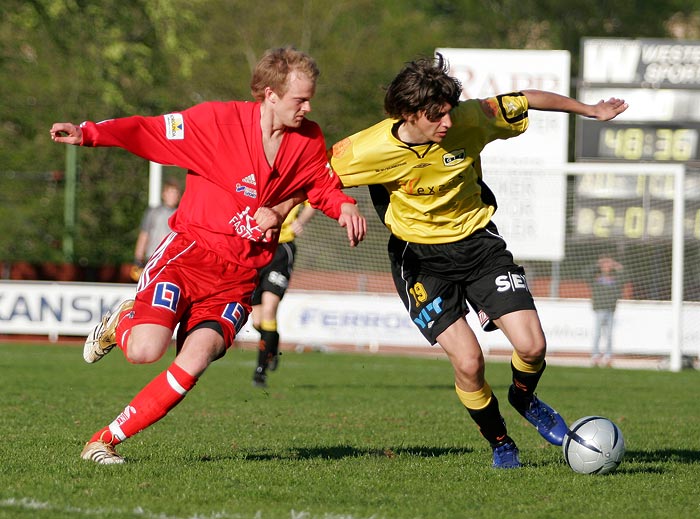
337, 202, 367, 247
521, 90, 628, 121
50, 122, 83, 144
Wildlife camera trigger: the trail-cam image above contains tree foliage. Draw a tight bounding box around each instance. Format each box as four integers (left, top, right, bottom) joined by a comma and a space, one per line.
1, 0, 698, 269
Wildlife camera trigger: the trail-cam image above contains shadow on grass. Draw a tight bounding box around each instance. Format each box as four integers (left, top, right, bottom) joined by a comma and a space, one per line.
626, 448, 700, 464
199, 444, 473, 462
292, 383, 456, 391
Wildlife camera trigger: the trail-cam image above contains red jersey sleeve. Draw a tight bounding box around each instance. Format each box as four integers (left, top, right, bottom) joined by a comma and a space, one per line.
293, 124, 355, 220
79, 103, 219, 174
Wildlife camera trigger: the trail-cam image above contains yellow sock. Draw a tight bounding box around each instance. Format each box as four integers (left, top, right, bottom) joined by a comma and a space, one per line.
511, 351, 543, 374
455, 382, 492, 410
260, 319, 277, 332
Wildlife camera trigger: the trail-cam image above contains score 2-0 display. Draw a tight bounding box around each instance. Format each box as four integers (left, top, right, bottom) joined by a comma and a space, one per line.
572, 172, 700, 241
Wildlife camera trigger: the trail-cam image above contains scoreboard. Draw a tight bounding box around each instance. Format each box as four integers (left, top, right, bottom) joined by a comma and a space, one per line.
574, 38, 700, 242
577, 120, 700, 163
572, 170, 700, 241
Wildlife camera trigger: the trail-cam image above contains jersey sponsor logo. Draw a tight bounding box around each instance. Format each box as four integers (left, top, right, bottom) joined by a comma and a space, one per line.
235, 183, 257, 198
495, 272, 530, 293
164, 113, 184, 140
222, 302, 246, 333
412, 163, 431, 169
153, 282, 181, 312
442, 149, 466, 167
241, 173, 256, 185
376, 161, 408, 173
401, 173, 464, 195
413, 296, 443, 330
229, 206, 266, 241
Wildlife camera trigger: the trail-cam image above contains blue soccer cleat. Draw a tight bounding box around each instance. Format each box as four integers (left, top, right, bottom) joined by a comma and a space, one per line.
491, 440, 521, 469
508, 385, 568, 446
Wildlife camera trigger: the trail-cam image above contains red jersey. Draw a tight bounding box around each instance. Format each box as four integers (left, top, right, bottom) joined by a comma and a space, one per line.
79, 101, 355, 269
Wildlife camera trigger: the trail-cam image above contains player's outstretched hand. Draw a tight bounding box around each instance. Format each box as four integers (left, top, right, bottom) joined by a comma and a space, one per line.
254, 206, 284, 242
591, 98, 629, 121
50, 123, 83, 145
338, 203, 366, 247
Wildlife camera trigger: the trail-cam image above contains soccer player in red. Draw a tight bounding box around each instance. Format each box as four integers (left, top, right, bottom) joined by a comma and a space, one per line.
330, 54, 627, 468
50, 47, 367, 464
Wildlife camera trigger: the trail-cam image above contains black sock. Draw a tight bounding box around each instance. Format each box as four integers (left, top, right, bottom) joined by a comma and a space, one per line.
256, 329, 280, 370
467, 394, 510, 446
510, 360, 546, 406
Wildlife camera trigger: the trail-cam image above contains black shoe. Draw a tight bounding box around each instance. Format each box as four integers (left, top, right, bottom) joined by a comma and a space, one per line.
252, 367, 267, 388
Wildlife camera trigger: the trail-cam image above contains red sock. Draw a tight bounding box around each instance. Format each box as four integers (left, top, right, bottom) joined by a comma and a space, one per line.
88, 362, 197, 445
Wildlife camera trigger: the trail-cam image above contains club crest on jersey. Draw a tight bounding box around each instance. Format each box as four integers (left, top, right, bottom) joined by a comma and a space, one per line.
442, 149, 466, 167
164, 113, 184, 140
153, 282, 181, 312
235, 183, 257, 198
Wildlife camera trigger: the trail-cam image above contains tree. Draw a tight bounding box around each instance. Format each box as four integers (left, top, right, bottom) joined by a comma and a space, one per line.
1, 0, 698, 273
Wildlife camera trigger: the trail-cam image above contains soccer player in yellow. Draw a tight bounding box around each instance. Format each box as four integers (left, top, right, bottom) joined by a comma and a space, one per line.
329, 53, 628, 468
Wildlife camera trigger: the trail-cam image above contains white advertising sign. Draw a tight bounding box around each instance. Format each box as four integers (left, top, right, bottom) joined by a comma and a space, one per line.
3, 282, 697, 358
435, 48, 570, 260
582, 38, 700, 87
0, 281, 135, 337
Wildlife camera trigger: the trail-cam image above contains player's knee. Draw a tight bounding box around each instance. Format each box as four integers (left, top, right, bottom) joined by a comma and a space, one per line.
124, 340, 168, 364
514, 335, 546, 364
452, 352, 485, 381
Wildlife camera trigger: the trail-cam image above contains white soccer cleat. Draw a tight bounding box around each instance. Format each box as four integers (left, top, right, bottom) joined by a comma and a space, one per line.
80, 440, 125, 465
83, 299, 134, 363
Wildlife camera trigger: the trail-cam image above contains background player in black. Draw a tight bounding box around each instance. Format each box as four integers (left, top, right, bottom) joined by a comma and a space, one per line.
252, 203, 315, 387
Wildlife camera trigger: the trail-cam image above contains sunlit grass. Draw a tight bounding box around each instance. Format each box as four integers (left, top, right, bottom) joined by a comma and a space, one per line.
0, 343, 698, 519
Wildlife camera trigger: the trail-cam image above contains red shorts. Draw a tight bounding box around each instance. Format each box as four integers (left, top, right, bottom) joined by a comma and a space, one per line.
133, 232, 257, 347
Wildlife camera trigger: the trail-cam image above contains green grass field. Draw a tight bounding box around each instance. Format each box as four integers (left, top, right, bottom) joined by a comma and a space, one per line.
1, 342, 699, 519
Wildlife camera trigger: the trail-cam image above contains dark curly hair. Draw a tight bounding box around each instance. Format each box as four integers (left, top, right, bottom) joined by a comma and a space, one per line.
384, 53, 462, 122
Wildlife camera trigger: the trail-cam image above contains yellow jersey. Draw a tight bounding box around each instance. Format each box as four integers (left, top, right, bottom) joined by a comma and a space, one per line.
278, 203, 307, 244
330, 93, 530, 244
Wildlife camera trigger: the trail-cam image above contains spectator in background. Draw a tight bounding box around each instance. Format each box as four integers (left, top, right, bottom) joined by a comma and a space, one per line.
131, 177, 182, 282
589, 254, 624, 367
251, 202, 315, 388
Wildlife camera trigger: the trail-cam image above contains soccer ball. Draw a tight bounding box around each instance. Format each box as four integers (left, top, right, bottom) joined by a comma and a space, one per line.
562, 416, 625, 475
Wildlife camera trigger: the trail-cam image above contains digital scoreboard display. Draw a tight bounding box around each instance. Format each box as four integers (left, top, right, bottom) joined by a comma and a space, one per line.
573, 38, 700, 242
571, 172, 700, 241
577, 120, 700, 163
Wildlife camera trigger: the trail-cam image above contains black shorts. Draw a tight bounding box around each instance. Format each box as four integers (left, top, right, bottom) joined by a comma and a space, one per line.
251, 241, 296, 305
388, 222, 536, 345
